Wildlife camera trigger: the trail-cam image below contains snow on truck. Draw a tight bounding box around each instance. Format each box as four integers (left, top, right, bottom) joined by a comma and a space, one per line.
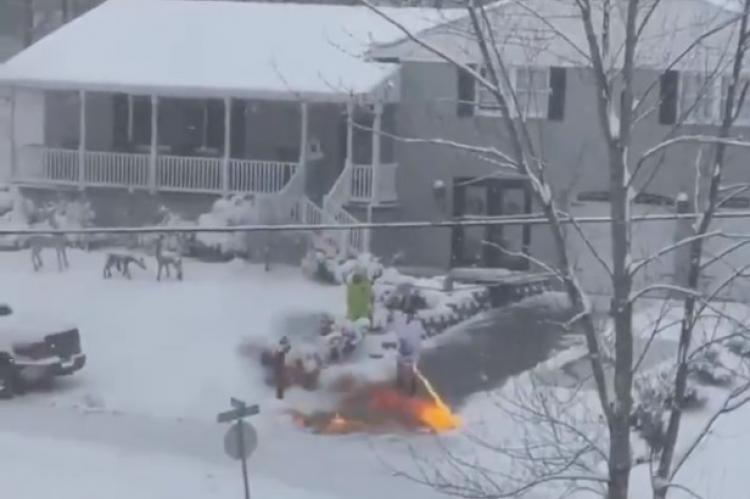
0, 303, 86, 398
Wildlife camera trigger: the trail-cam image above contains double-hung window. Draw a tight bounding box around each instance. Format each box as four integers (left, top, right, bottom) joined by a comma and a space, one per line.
476, 66, 551, 119
680, 72, 719, 124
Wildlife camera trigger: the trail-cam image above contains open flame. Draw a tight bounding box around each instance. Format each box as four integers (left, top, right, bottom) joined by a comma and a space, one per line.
289, 370, 461, 434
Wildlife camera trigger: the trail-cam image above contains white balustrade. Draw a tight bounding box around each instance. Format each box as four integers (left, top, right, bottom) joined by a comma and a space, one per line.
18, 146, 78, 184
229, 159, 297, 193
350, 164, 372, 202
84, 150, 149, 187
350, 162, 399, 204
15, 146, 299, 195
158, 155, 222, 192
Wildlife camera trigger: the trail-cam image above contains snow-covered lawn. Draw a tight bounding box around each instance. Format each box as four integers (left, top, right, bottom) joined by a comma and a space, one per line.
0, 430, 328, 499
3, 248, 748, 499
0, 250, 440, 499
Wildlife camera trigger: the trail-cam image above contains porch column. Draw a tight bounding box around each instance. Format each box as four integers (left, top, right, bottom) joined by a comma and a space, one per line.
127, 95, 134, 143
342, 99, 355, 253
345, 99, 354, 170
298, 101, 309, 196
78, 90, 87, 189
222, 97, 231, 195
9, 88, 16, 181
365, 102, 383, 253
149, 95, 158, 193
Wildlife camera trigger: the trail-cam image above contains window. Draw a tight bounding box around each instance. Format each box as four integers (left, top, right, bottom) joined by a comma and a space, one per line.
476, 66, 550, 118
680, 72, 719, 124
515, 67, 550, 118
720, 76, 750, 125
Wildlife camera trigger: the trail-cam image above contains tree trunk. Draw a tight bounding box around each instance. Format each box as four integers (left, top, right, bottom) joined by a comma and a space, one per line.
654, 2, 750, 497
607, 146, 634, 499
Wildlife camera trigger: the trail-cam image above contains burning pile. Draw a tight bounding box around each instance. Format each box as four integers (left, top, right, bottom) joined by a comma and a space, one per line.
289, 370, 461, 435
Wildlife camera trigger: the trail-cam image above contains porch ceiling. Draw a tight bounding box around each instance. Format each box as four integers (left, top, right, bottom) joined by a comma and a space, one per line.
0, 0, 457, 103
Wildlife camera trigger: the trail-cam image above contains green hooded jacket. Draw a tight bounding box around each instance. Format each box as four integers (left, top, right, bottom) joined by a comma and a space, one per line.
347, 277, 373, 321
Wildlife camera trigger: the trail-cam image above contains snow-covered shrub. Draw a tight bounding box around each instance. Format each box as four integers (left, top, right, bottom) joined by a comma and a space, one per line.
0, 186, 35, 249
133, 205, 195, 254
372, 267, 488, 336
47, 197, 97, 248
726, 335, 750, 358
631, 365, 703, 451
193, 194, 295, 263
689, 347, 732, 387
301, 234, 382, 284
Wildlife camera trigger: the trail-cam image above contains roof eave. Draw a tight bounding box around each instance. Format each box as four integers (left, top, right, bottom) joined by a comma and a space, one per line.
0, 76, 400, 103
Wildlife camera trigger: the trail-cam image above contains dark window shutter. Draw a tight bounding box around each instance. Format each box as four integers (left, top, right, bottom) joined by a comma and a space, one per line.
457, 63, 477, 117
547, 67, 567, 121
659, 70, 679, 125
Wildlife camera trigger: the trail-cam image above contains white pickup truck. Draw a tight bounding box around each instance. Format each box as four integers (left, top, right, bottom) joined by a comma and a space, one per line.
0, 303, 86, 398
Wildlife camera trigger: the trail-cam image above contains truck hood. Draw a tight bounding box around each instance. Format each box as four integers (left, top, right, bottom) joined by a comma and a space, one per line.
0, 309, 77, 346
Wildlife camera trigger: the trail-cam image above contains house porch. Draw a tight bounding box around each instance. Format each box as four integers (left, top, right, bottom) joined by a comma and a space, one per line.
9, 89, 398, 206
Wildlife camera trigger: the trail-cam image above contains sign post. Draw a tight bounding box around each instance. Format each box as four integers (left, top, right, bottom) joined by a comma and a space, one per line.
217, 397, 260, 499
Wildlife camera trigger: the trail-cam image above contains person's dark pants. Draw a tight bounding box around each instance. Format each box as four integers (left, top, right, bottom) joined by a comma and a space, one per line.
396, 361, 418, 396
275, 353, 287, 399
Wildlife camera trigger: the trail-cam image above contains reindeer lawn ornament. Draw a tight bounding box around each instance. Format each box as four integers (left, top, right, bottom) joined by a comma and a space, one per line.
102, 252, 147, 280
28, 206, 69, 272
155, 234, 183, 281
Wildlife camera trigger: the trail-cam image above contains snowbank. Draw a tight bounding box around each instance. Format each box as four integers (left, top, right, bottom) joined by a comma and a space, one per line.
372, 267, 488, 335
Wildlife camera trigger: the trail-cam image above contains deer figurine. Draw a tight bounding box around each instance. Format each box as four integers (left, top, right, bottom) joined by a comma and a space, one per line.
28, 206, 69, 272
155, 234, 183, 281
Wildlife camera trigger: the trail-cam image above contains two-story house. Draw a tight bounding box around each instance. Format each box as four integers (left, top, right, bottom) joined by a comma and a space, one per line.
364, 0, 747, 282
0, 0, 745, 285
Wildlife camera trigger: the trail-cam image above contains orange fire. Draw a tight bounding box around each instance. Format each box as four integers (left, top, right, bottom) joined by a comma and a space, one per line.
368, 372, 461, 432
287, 371, 461, 434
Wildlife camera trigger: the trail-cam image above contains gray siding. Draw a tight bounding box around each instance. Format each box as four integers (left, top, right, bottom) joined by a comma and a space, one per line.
390, 61, 750, 271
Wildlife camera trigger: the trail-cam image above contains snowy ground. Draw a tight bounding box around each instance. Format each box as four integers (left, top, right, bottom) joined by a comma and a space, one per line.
3, 248, 748, 499
0, 249, 446, 499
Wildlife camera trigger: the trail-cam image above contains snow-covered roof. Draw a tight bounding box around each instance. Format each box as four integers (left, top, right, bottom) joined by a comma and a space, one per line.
0, 0, 463, 102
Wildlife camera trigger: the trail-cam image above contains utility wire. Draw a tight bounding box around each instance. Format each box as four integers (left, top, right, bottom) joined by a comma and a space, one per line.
4, 209, 750, 235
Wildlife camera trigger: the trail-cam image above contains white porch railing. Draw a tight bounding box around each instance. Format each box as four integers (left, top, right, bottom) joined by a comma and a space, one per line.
18, 146, 78, 184
298, 195, 365, 257
86, 150, 149, 187
351, 162, 398, 204
229, 159, 297, 193
14, 146, 298, 195
157, 155, 222, 192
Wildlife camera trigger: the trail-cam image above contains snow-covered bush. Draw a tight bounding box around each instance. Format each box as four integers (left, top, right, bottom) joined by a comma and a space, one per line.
47, 196, 97, 248
0, 186, 35, 249
301, 234, 382, 284
372, 267, 488, 335
631, 365, 703, 452
689, 347, 732, 387
135, 205, 195, 254
193, 194, 297, 263
726, 335, 750, 358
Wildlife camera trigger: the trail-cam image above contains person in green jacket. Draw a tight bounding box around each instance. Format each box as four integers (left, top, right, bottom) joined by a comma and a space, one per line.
347, 271, 373, 324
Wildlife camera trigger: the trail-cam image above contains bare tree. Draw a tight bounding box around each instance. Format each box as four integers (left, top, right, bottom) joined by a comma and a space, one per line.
358, 0, 750, 498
